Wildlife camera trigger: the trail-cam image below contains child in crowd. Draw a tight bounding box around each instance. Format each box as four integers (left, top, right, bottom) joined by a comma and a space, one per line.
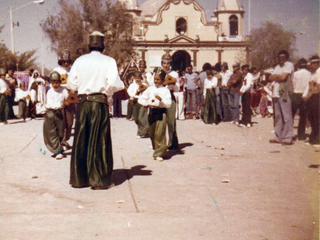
43, 71, 69, 160
259, 82, 273, 117
203, 69, 218, 124
14, 81, 30, 121
0, 68, 10, 125
138, 68, 172, 161
127, 71, 149, 138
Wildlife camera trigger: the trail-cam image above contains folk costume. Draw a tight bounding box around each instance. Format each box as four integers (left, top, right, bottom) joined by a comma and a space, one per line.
138, 74, 172, 159
43, 72, 68, 157
67, 31, 124, 189
0, 69, 9, 124
161, 53, 179, 150
53, 49, 75, 149
5, 71, 18, 118
203, 75, 218, 124
127, 73, 149, 137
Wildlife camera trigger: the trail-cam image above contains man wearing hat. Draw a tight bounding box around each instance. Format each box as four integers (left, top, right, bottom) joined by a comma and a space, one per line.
161, 53, 179, 150
269, 50, 294, 145
0, 68, 10, 125
67, 31, 124, 189
303, 55, 320, 146
53, 49, 75, 150
227, 62, 243, 125
291, 58, 311, 140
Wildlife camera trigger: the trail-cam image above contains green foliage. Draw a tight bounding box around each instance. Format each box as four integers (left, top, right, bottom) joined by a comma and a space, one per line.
249, 21, 297, 70
40, 0, 136, 69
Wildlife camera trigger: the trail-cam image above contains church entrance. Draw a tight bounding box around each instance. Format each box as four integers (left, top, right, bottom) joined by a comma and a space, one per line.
172, 50, 191, 72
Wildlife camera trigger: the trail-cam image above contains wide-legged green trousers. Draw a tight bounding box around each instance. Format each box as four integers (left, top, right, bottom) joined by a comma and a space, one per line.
43, 109, 64, 154
166, 92, 179, 149
203, 89, 218, 124
0, 94, 9, 123
70, 101, 113, 188
133, 103, 149, 136
149, 109, 167, 158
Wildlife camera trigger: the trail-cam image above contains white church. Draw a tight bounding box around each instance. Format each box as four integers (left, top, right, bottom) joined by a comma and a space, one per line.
122, 0, 250, 72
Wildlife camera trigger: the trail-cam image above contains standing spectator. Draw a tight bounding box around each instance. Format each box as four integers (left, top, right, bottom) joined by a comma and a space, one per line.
259, 82, 273, 117
195, 63, 212, 119
213, 63, 223, 121
227, 62, 243, 125
68, 31, 124, 189
14, 81, 30, 121
5, 68, 18, 119
250, 67, 261, 115
203, 69, 218, 124
220, 62, 233, 121
161, 53, 179, 150
291, 58, 311, 140
0, 68, 10, 125
303, 55, 320, 147
173, 69, 185, 120
269, 50, 294, 145
184, 64, 198, 119
126, 77, 135, 121
240, 64, 253, 127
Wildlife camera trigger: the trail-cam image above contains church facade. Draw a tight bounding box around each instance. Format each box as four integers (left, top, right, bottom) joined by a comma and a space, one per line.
123, 0, 250, 72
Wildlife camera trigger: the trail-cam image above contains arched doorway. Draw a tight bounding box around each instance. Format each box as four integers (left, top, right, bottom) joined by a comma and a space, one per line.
172, 50, 191, 72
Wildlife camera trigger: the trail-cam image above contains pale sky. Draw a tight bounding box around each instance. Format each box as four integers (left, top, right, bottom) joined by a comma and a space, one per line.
0, 0, 318, 72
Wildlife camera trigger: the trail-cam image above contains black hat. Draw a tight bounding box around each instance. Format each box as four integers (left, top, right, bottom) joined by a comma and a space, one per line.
89, 31, 105, 49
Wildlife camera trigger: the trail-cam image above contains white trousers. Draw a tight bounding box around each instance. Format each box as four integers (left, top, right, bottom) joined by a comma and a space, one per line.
173, 91, 185, 120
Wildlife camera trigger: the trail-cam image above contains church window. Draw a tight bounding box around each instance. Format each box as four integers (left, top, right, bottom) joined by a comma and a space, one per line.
176, 18, 187, 35
229, 15, 238, 36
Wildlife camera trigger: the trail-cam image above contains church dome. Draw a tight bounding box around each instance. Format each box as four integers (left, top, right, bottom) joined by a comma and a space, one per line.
216, 0, 243, 11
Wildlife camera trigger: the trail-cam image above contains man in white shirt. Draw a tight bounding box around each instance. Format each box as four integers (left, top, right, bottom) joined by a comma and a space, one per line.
0, 68, 10, 125
68, 31, 124, 190
291, 58, 311, 140
240, 64, 253, 127
303, 55, 320, 146
220, 62, 233, 121
269, 50, 294, 145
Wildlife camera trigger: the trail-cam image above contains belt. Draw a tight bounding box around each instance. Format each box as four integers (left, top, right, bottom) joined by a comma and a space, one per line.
47, 108, 63, 114
150, 108, 166, 115
78, 93, 108, 104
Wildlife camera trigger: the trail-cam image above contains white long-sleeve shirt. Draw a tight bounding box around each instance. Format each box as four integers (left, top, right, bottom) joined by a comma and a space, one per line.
203, 77, 218, 97
0, 78, 8, 94
67, 51, 124, 95
14, 88, 29, 102
240, 72, 254, 93
138, 85, 171, 109
220, 70, 233, 87
292, 68, 311, 94
127, 82, 148, 99
45, 86, 68, 110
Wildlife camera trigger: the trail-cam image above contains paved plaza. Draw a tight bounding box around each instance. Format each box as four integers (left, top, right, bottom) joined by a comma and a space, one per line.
0, 109, 319, 239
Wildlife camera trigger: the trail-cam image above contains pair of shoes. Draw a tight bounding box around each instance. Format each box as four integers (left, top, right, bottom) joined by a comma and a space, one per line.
312, 144, 320, 148
193, 115, 196, 120
154, 156, 163, 162
91, 183, 115, 190
269, 139, 280, 144
136, 135, 142, 139
281, 142, 293, 146
247, 124, 252, 128
239, 123, 245, 127
230, 121, 235, 124
0, 122, 5, 126
235, 122, 239, 126
55, 153, 64, 160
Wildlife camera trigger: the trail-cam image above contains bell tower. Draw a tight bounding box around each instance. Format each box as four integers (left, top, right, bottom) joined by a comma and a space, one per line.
214, 0, 245, 40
